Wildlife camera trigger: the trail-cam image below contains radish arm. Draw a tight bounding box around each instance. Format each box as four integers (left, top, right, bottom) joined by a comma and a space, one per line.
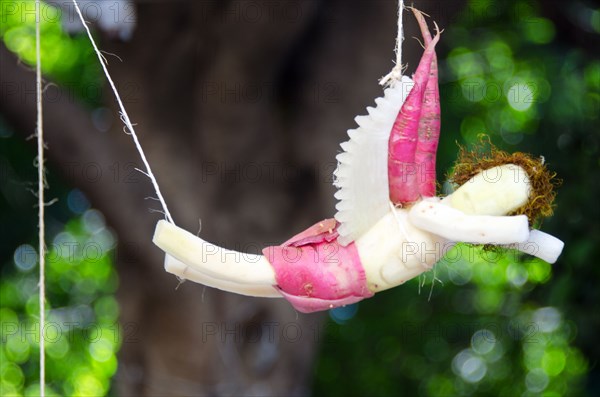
408, 199, 530, 244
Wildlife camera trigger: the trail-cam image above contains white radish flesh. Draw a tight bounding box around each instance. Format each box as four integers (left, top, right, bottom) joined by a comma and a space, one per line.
164, 255, 282, 298
153, 220, 277, 285
443, 164, 531, 216
408, 200, 530, 244
356, 208, 448, 292
506, 229, 564, 264
334, 77, 413, 246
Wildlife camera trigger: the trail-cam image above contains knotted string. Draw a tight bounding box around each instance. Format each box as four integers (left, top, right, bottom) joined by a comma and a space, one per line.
380, 0, 405, 86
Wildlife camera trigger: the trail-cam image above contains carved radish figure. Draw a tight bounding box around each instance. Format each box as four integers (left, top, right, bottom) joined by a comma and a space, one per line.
153, 9, 563, 313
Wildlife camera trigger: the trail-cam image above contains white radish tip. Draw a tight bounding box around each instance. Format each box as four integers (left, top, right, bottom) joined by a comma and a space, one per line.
509, 229, 564, 264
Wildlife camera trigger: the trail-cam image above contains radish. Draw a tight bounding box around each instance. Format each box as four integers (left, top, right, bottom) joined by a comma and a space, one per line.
412, 8, 441, 198
153, 163, 546, 312
388, 27, 440, 204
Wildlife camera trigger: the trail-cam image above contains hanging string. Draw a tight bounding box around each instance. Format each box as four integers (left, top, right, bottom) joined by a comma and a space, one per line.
35, 1, 46, 395
380, 0, 404, 86
71, 0, 175, 224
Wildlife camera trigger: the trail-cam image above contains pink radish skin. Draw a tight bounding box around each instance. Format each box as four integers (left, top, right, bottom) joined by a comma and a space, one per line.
263, 219, 373, 313
282, 218, 338, 246
388, 30, 440, 205
413, 9, 441, 198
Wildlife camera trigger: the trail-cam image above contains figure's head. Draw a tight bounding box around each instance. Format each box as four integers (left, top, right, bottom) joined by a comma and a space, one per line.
445, 163, 531, 217
447, 139, 558, 224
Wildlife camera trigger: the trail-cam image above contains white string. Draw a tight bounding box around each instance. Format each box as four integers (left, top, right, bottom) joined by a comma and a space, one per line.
380, 0, 404, 86
71, 0, 175, 224
394, 0, 404, 73
35, 1, 45, 395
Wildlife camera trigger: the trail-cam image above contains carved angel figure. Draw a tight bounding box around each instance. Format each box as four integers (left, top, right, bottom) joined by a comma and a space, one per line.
152, 9, 563, 313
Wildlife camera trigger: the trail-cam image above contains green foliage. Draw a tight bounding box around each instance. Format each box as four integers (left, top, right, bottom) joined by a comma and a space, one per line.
315, 245, 588, 396
1, 3, 119, 396
0, 0, 102, 105
1, 214, 121, 397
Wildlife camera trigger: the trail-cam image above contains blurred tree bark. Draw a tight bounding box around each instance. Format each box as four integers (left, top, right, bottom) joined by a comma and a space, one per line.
1, 0, 462, 395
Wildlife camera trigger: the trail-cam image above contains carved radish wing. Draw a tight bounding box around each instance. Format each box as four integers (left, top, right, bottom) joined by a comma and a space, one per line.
333, 77, 412, 246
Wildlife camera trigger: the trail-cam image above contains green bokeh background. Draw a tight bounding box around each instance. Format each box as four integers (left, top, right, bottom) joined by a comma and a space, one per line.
1, 0, 598, 396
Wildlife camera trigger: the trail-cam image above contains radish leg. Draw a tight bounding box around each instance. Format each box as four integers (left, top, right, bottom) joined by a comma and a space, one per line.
153, 220, 277, 285
164, 254, 282, 298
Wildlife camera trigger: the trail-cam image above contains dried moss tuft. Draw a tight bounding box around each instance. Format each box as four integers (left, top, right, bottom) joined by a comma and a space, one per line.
448, 135, 560, 226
